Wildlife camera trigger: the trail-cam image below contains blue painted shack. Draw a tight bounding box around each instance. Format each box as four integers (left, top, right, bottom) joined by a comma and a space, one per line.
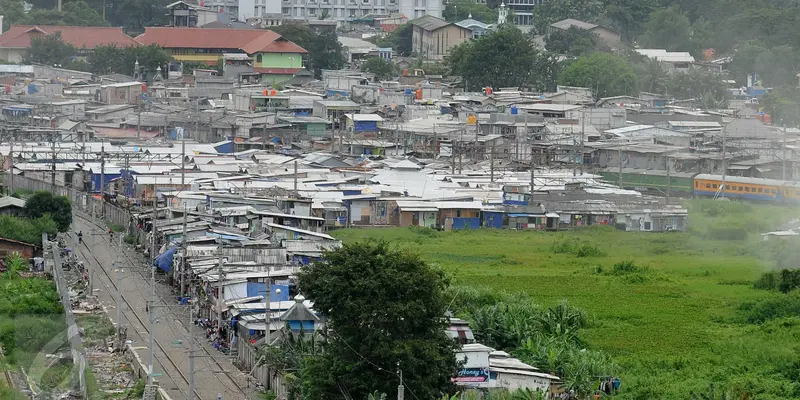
345, 113, 383, 133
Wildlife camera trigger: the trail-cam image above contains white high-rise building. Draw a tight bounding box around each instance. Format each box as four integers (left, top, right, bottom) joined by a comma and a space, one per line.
234, 0, 441, 25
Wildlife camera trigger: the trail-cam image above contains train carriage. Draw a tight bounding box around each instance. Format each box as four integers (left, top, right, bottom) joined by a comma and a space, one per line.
692, 174, 784, 201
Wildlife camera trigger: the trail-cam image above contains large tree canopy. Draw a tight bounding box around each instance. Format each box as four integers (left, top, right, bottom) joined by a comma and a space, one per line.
296, 240, 459, 400
24, 191, 72, 232
23, 32, 78, 68
450, 25, 557, 91
558, 52, 636, 99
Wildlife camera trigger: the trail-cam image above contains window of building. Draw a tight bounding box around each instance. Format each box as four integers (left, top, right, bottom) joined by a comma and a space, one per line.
705, 183, 710, 188
757, 187, 762, 193
738, 186, 742, 191
745, 187, 750, 192
712, 184, 717, 189
256, 54, 263, 63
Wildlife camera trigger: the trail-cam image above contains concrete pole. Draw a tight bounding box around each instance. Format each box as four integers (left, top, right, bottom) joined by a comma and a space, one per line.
147, 202, 156, 384
180, 203, 187, 299
188, 287, 196, 400
216, 237, 223, 331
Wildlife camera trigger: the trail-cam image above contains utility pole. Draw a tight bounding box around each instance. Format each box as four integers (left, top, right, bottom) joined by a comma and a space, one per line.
51, 133, 56, 188
180, 203, 188, 299
396, 362, 405, 400
115, 235, 122, 343
782, 123, 787, 181
216, 237, 223, 331
490, 141, 495, 183
579, 108, 586, 175
264, 268, 270, 348
293, 160, 298, 195
188, 286, 196, 400
136, 105, 142, 139
8, 139, 13, 194
618, 144, 623, 188
666, 156, 671, 204
530, 149, 535, 206
720, 125, 727, 199
57, 0, 62, 11
147, 203, 156, 385
181, 125, 186, 188
100, 139, 105, 199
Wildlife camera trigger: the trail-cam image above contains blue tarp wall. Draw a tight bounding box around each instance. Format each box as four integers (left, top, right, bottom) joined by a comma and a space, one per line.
482, 212, 504, 228
214, 141, 235, 154
90, 172, 122, 193
451, 217, 481, 230
246, 283, 290, 301
354, 120, 378, 132
153, 246, 178, 273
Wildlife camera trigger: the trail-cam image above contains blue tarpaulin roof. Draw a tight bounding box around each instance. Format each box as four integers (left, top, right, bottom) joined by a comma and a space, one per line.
153, 246, 178, 273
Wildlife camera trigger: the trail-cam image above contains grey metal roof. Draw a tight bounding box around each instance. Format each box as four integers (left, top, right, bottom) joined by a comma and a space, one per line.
550, 18, 598, 31
410, 15, 450, 31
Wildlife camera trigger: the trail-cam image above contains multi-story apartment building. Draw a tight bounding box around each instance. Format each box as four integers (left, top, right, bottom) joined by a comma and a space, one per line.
227, 0, 441, 26
505, 0, 545, 28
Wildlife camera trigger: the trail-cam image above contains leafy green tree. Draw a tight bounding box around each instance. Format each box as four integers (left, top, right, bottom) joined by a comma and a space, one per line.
663, 69, 729, 104
601, 0, 658, 41
24, 191, 72, 232
639, 6, 692, 52
373, 24, 413, 57
753, 45, 800, 88
762, 87, 800, 126
558, 52, 636, 98
728, 41, 768, 85
105, 0, 168, 31
259, 328, 322, 400
23, 32, 78, 68
449, 25, 552, 91
531, 0, 606, 35
632, 57, 667, 93
0, 0, 27, 31
545, 26, 597, 57
269, 24, 345, 77
297, 240, 459, 400
25, 0, 109, 26
361, 57, 398, 80
86, 44, 172, 76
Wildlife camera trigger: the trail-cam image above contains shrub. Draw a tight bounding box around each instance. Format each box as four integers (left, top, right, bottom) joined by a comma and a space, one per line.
740, 292, 800, 324
551, 239, 606, 257
123, 235, 136, 245
753, 270, 800, 293
611, 260, 646, 275
706, 226, 748, 241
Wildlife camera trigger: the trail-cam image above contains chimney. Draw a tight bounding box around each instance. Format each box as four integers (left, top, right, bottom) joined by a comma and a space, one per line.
0, 16, 4, 35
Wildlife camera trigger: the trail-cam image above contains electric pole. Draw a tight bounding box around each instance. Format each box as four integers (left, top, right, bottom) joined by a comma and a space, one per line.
397, 362, 405, 400
188, 286, 196, 400
216, 237, 223, 331
147, 201, 156, 385
115, 235, 123, 343
51, 133, 56, 188
180, 204, 187, 299
100, 139, 105, 199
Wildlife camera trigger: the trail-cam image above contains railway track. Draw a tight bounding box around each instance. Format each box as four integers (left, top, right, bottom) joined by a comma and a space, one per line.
73, 212, 248, 400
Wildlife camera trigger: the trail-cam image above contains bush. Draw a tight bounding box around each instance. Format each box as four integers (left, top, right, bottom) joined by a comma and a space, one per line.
0, 215, 58, 246
706, 225, 749, 241
740, 292, 800, 324
123, 235, 136, 245
753, 269, 800, 293
551, 239, 606, 257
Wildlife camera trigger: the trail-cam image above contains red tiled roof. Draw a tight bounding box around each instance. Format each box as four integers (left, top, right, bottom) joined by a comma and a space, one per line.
0, 25, 140, 49
135, 27, 307, 54
254, 67, 303, 75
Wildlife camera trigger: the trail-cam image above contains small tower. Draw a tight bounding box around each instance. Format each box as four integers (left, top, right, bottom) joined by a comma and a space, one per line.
133, 59, 142, 81
497, 2, 508, 25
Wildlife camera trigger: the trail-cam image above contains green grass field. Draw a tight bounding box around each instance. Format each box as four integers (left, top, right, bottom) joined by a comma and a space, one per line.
332, 199, 800, 399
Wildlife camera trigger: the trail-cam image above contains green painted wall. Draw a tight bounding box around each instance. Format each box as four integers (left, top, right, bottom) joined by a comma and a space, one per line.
306, 123, 327, 136
255, 53, 303, 68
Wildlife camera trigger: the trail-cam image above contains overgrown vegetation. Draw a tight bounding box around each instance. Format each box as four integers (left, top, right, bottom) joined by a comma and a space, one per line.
0, 215, 58, 246
333, 199, 800, 399
24, 191, 72, 232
